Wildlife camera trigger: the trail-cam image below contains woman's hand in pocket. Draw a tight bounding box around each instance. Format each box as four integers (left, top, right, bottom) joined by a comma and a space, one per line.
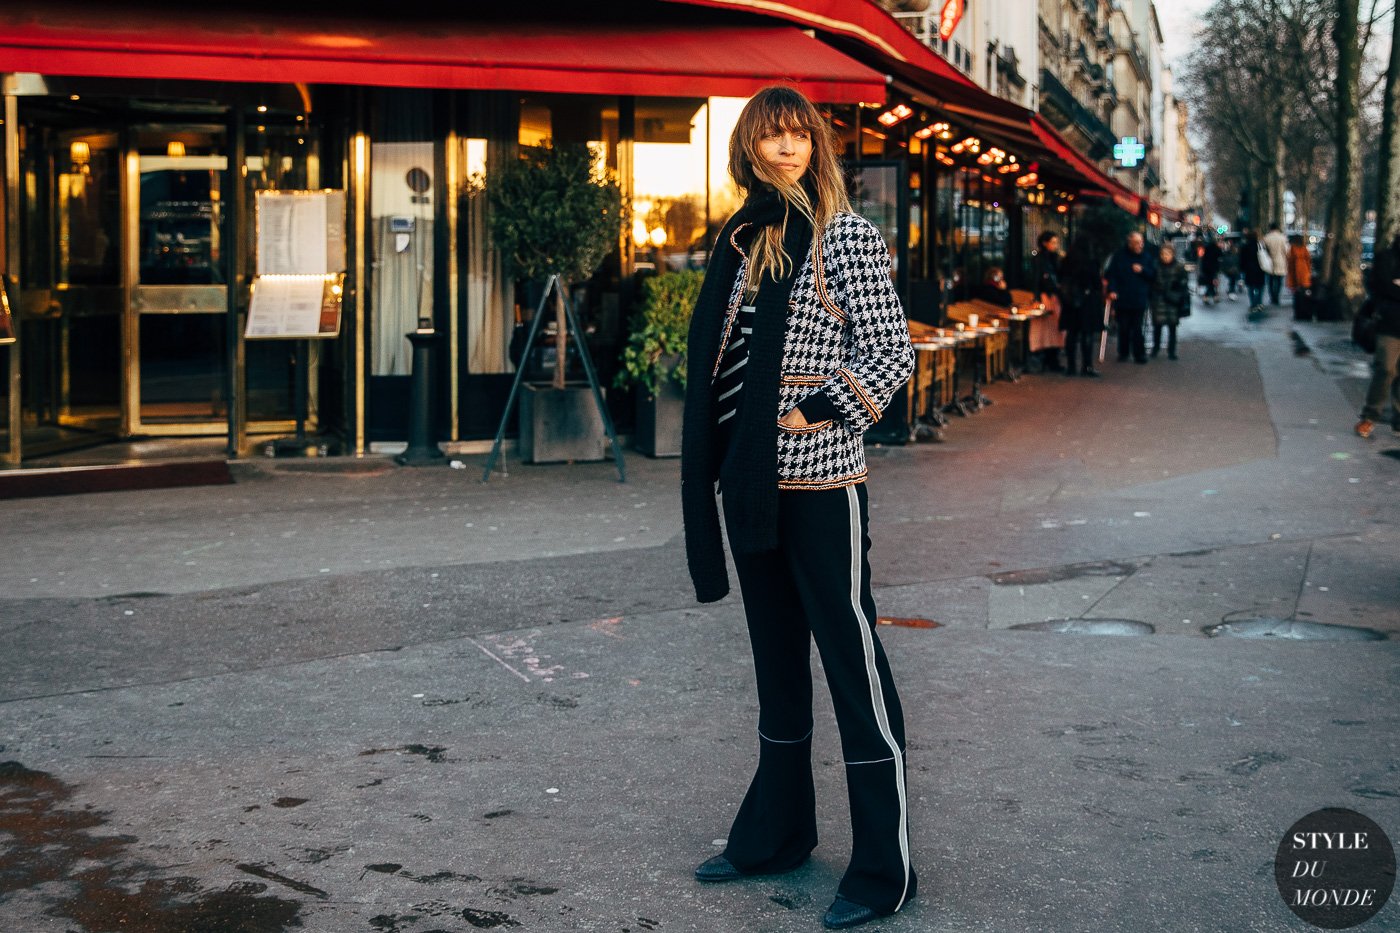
778, 407, 809, 429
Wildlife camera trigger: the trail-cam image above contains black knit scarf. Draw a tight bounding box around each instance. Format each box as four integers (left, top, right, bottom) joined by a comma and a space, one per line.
681, 185, 815, 603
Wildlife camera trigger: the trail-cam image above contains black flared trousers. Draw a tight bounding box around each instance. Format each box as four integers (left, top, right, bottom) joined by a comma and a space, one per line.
720, 481, 915, 915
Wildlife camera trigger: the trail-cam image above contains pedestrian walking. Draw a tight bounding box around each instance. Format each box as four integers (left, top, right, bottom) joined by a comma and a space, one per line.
680, 85, 917, 931
1031, 230, 1065, 371
1198, 235, 1222, 305
1286, 234, 1313, 317
1150, 243, 1191, 360
1058, 239, 1106, 377
1105, 231, 1156, 364
1263, 222, 1289, 306
1221, 240, 1241, 300
1240, 226, 1268, 309
1355, 233, 1400, 438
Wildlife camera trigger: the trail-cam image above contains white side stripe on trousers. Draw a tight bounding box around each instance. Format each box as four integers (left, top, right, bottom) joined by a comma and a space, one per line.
845, 484, 911, 911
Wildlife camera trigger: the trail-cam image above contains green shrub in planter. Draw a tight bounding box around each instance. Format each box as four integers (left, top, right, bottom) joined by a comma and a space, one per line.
477, 142, 624, 390
615, 269, 704, 396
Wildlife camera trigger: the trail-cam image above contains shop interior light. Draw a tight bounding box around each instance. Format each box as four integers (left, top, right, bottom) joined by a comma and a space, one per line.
934, 151, 956, 166
1015, 172, 1039, 188
950, 136, 981, 154
877, 103, 913, 127
913, 121, 953, 140
69, 140, 90, 167
166, 140, 186, 158
256, 105, 269, 113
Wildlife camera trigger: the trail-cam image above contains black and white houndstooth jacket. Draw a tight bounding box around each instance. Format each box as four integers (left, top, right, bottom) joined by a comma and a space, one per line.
711, 212, 915, 491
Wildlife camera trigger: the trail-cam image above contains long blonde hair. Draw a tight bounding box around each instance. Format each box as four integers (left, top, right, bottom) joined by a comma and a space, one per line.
728, 85, 850, 283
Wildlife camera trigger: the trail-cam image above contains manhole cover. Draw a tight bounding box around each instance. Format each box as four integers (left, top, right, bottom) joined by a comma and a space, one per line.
1204, 618, 1385, 641
1010, 619, 1154, 636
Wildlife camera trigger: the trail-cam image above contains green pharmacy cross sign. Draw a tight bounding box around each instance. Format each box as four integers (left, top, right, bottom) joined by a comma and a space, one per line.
1114, 137, 1146, 168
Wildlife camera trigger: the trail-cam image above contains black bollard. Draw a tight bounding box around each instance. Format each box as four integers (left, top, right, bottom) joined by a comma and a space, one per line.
396, 326, 444, 466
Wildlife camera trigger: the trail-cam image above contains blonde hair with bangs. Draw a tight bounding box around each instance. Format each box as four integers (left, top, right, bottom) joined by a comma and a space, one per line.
728, 85, 850, 284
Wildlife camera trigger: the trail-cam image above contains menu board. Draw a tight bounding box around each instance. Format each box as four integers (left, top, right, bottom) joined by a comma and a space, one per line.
255, 190, 347, 275
245, 275, 343, 339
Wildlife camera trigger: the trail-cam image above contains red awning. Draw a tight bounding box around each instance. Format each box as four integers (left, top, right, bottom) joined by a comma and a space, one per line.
1030, 115, 1143, 214
0, 5, 886, 102
661, 1, 1155, 214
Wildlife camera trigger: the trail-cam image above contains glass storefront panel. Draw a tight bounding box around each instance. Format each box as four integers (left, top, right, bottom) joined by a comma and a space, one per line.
632, 97, 707, 273
133, 129, 228, 425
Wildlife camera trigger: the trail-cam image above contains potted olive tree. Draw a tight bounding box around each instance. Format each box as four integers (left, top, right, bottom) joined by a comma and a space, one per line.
477, 143, 625, 472
615, 270, 703, 457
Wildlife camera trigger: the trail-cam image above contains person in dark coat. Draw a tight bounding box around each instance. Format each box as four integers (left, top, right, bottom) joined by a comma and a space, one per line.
1031, 230, 1065, 370
1151, 243, 1192, 359
1240, 226, 1267, 308
681, 85, 917, 931
1221, 240, 1241, 299
1057, 240, 1106, 377
1198, 236, 1222, 305
973, 266, 1012, 307
1356, 234, 1400, 438
1104, 231, 1156, 364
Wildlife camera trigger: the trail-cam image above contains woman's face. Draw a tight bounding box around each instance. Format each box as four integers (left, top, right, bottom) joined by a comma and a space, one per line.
757, 126, 812, 184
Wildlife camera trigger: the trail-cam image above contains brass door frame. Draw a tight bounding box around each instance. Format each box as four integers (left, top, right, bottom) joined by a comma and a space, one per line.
121, 128, 297, 439
3, 93, 20, 465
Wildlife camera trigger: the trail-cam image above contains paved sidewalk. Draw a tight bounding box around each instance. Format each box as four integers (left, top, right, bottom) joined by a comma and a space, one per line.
1, 300, 1397, 932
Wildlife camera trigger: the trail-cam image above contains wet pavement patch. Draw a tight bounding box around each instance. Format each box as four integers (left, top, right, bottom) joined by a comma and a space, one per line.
0, 761, 304, 932
990, 560, 1138, 586
461, 906, 521, 928
359, 743, 451, 763
1203, 618, 1386, 641
1010, 619, 1155, 636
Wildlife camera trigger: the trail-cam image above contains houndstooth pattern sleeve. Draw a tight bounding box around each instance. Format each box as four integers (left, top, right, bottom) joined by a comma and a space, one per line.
813, 214, 915, 434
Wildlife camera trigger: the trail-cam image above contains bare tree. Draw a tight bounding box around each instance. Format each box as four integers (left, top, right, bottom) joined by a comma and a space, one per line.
1326, 0, 1364, 318
1376, 10, 1400, 247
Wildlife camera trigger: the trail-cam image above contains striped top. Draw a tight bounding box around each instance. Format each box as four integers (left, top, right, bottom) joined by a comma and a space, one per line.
713, 287, 758, 459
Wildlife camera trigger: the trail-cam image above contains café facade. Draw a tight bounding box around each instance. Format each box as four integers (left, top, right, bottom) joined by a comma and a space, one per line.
0, 0, 1160, 468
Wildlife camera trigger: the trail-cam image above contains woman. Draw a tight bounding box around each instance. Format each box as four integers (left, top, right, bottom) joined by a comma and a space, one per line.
1058, 239, 1106, 377
680, 85, 917, 931
975, 266, 1012, 307
1151, 244, 1191, 360
1031, 230, 1065, 371
1286, 233, 1312, 312
1240, 226, 1268, 309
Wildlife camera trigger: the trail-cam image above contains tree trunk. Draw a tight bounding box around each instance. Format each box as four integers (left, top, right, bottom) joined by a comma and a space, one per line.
1326, 0, 1364, 320
1376, 7, 1400, 247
